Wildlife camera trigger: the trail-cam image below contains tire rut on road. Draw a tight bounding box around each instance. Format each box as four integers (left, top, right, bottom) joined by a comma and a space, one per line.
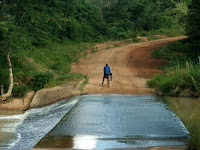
71, 37, 186, 95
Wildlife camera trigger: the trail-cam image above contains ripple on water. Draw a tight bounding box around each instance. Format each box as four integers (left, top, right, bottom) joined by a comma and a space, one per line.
0, 96, 82, 150
35, 95, 189, 149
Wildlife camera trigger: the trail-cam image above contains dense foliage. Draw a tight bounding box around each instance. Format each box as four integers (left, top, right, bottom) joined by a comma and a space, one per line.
148, 60, 200, 97
0, 0, 191, 96
0, 0, 190, 50
1, 0, 105, 45
1, 1, 200, 149
148, 0, 200, 98
148, 1, 200, 147
96, 0, 189, 39
186, 0, 200, 59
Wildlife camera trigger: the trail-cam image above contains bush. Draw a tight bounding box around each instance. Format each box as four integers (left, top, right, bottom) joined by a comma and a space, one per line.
158, 77, 175, 94
187, 128, 200, 150
148, 61, 200, 97
12, 84, 29, 98
30, 73, 53, 92
148, 74, 177, 95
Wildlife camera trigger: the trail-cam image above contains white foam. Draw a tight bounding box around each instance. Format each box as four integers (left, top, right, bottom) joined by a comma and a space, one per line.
0, 97, 81, 149
6, 133, 21, 149
0, 112, 29, 120
27, 97, 80, 116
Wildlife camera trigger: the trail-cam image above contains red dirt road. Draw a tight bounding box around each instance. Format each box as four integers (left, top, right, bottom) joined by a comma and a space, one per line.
71, 37, 185, 95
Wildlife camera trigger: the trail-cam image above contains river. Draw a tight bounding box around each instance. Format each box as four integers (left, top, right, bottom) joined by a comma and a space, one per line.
0, 95, 190, 150
0, 96, 81, 150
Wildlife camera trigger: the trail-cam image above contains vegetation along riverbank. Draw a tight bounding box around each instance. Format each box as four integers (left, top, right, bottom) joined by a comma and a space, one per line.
0, 0, 189, 101
1, 0, 200, 149
147, 0, 200, 149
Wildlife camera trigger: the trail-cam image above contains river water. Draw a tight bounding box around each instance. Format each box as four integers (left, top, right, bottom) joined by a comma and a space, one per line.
0, 96, 81, 150
0, 95, 189, 150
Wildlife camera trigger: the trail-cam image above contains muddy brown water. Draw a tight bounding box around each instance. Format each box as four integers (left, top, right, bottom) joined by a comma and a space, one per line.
164, 97, 200, 133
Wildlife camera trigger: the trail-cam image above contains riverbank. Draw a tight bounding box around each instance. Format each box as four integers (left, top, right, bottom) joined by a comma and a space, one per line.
0, 36, 186, 110
0, 80, 84, 110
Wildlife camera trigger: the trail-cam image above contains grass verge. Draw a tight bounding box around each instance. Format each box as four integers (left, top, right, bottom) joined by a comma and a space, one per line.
148, 61, 200, 97
148, 40, 200, 97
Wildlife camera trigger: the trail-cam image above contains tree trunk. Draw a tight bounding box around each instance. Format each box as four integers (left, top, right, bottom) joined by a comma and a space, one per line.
0, 48, 13, 100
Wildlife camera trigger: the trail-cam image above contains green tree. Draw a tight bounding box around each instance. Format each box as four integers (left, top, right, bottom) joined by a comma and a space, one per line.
186, 0, 200, 58
0, 21, 15, 99
103, 0, 188, 36
0, 0, 31, 99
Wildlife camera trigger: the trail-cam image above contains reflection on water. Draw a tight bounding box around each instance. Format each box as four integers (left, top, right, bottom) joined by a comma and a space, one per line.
35, 136, 74, 148
163, 97, 200, 132
0, 96, 81, 150
1, 95, 195, 149
35, 95, 189, 149
73, 135, 98, 149
35, 135, 98, 149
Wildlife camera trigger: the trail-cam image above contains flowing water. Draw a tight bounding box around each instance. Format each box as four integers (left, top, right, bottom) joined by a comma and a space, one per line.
0, 95, 190, 150
0, 96, 81, 150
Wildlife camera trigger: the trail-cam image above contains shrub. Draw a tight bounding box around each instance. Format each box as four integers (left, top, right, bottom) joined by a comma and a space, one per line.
187, 128, 200, 150
148, 60, 200, 97
12, 84, 29, 98
30, 73, 53, 92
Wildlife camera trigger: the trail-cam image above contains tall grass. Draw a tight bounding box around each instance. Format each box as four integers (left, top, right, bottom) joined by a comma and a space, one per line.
149, 39, 200, 149
187, 127, 200, 150
148, 60, 200, 97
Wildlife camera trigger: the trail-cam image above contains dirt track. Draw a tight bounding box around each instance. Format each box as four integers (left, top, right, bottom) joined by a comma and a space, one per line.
71, 37, 185, 95
0, 37, 185, 110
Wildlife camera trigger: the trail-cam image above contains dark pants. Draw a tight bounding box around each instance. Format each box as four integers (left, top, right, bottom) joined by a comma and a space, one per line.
102, 73, 112, 84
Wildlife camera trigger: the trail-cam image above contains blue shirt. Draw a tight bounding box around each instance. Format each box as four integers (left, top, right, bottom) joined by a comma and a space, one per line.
104, 66, 110, 74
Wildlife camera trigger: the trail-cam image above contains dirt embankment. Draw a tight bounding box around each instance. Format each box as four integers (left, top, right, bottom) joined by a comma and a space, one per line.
0, 81, 83, 110
0, 36, 186, 110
